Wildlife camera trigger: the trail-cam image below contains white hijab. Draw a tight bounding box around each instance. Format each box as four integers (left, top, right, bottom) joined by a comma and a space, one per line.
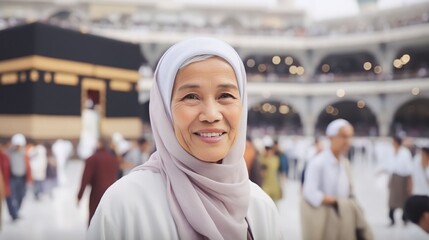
136, 37, 250, 239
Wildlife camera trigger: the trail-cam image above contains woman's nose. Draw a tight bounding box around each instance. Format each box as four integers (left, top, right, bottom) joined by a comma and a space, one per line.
199, 101, 222, 123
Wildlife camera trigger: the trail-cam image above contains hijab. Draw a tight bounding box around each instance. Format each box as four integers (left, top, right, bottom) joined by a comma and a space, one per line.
135, 37, 250, 239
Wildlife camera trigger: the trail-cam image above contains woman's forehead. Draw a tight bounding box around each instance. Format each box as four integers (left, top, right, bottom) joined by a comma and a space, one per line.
174, 57, 238, 88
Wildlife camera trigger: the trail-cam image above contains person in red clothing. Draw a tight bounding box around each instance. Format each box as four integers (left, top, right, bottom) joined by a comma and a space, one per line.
77, 137, 119, 226
0, 138, 11, 230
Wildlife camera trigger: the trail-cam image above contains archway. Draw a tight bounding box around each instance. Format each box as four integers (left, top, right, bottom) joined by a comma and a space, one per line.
391, 98, 429, 137
315, 100, 378, 136
248, 100, 303, 135
315, 51, 381, 81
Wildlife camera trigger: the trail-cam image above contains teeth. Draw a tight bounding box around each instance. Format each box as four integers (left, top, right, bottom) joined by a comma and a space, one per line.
199, 132, 222, 137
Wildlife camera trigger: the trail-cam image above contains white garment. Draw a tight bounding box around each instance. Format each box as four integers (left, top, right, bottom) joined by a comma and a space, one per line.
412, 154, 429, 195
398, 223, 429, 240
386, 146, 413, 177
52, 139, 73, 185
303, 150, 350, 207
87, 170, 284, 240
29, 145, 48, 181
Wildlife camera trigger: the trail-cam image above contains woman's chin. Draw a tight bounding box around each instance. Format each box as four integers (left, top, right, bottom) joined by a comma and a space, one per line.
195, 154, 226, 163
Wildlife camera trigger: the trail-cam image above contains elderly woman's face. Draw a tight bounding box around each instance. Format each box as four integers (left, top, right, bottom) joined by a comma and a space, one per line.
171, 57, 242, 163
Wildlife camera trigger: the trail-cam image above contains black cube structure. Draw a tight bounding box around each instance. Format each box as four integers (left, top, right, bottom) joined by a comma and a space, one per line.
0, 22, 146, 140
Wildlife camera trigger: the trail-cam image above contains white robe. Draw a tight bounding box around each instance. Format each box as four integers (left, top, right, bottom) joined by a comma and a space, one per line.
412, 154, 429, 195
87, 170, 284, 240
29, 145, 48, 181
303, 150, 350, 207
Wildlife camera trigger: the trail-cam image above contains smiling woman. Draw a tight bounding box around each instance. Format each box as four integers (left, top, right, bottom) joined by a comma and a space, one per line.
87, 37, 284, 240
172, 56, 242, 163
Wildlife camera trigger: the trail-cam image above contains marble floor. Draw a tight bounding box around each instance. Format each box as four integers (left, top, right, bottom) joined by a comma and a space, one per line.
1, 159, 428, 240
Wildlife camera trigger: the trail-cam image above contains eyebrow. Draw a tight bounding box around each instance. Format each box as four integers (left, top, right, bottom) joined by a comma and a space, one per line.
177, 84, 199, 92
177, 83, 239, 92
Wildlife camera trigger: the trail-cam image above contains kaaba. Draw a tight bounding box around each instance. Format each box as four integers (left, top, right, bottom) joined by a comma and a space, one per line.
0, 22, 146, 141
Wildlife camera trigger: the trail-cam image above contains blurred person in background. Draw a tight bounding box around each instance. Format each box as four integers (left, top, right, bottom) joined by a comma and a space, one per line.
274, 140, 289, 184
0, 159, 3, 230
119, 138, 140, 176
260, 141, 282, 203
111, 132, 130, 178
411, 147, 429, 196
52, 139, 73, 186
382, 136, 413, 226
120, 137, 152, 176
244, 136, 262, 186
300, 137, 323, 187
28, 140, 48, 200
404, 195, 429, 235
7, 133, 32, 221
138, 137, 152, 165
44, 143, 57, 198
301, 119, 373, 240
77, 137, 119, 226
0, 138, 11, 230
87, 37, 284, 239
77, 99, 100, 160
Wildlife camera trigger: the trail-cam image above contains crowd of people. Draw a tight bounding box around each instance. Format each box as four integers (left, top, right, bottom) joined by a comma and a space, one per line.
0, 135, 72, 229
0, 132, 154, 230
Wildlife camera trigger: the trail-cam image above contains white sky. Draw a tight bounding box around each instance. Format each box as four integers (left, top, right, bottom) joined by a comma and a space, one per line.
293, 0, 429, 20
295, 0, 359, 21
175, 0, 429, 21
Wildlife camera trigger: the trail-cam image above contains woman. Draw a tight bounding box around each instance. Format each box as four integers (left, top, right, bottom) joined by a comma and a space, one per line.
260, 144, 282, 202
87, 37, 284, 239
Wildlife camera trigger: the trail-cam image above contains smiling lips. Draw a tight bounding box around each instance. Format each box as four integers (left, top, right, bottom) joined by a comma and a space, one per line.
195, 130, 226, 143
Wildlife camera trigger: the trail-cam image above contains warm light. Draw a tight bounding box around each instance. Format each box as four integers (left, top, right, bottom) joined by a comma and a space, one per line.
30, 70, 39, 82
279, 105, 290, 114
326, 105, 334, 114
247, 59, 255, 68
401, 54, 410, 65
357, 100, 366, 109
272, 56, 281, 65
411, 87, 420, 96
289, 65, 297, 75
258, 64, 267, 73
363, 62, 372, 71
44, 72, 52, 83
269, 106, 277, 114
332, 108, 339, 116
285, 56, 293, 65
322, 64, 330, 73
393, 59, 403, 69
262, 103, 271, 112
374, 66, 382, 74
20, 72, 26, 82
336, 89, 345, 98
296, 66, 305, 75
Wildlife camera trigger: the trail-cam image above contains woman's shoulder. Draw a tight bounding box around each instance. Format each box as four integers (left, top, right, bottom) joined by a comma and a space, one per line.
248, 181, 277, 211
248, 181, 285, 239
88, 170, 178, 240
102, 170, 166, 205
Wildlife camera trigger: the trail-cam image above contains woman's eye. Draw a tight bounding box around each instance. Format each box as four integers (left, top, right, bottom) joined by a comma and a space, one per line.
219, 93, 236, 99
183, 94, 199, 100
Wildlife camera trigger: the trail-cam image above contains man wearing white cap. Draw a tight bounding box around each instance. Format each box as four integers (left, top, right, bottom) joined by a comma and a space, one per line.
7, 134, 32, 221
301, 119, 373, 240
